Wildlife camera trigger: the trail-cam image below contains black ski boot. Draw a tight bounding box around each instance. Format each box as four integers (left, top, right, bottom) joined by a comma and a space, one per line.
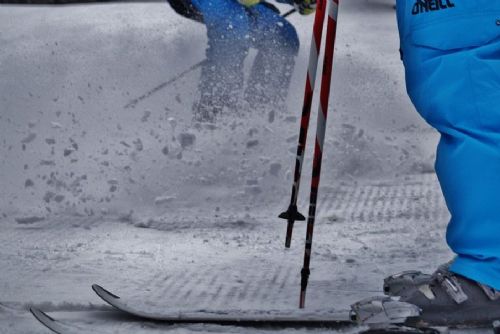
383, 262, 454, 299
383, 270, 432, 299
401, 265, 500, 327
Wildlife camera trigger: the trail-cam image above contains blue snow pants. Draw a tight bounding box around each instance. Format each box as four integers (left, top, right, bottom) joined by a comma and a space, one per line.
396, 0, 500, 290
190, 0, 299, 119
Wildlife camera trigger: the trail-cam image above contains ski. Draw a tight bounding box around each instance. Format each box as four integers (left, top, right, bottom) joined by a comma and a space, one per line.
31, 285, 496, 334
91, 283, 355, 327
34, 288, 495, 334
30, 307, 108, 334
30, 306, 445, 334
90, 284, 448, 334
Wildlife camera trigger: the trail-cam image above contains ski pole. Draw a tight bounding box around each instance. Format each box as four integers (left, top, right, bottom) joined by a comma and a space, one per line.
282, 8, 297, 18
279, 0, 328, 248
124, 60, 208, 109
299, 0, 339, 309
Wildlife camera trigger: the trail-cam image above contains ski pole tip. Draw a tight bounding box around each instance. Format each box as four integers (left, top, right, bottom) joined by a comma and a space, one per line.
299, 291, 306, 309
493, 320, 500, 334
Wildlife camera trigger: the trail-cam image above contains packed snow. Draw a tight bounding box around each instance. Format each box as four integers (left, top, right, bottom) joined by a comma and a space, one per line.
0, 0, 465, 333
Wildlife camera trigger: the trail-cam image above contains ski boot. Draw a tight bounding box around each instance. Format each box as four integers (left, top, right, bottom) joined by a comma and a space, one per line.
400, 265, 500, 328
383, 270, 432, 299
350, 296, 438, 334
350, 296, 420, 324
354, 265, 500, 330
383, 262, 454, 299
494, 320, 500, 334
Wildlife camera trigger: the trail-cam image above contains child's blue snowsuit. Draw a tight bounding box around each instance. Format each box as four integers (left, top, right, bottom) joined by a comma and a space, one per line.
396, 0, 500, 290
187, 0, 300, 119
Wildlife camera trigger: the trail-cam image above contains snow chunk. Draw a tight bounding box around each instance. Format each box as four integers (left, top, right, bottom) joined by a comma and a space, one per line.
245, 186, 262, 195
246, 140, 259, 148
40, 160, 56, 166
154, 195, 176, 205
43, 191, 56, 203
118, 210, 134, 223
51, 121, 63, 129
135, 219, 153, 228
269, 163, 281, 176
133, 138, 143, 151
21, 133, 36, 144
141, 110, 151, 122
54, 194, 65, 203
168, 117, 177, 130
268, 110, 275, 123
63, 148, 75, 157
15, 216, 45, 225
178, 132, 196, 149
246, 179, 259, 186
161, 146, 169, 156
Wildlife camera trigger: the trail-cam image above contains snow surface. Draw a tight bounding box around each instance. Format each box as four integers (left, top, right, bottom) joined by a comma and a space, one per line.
0, 0, 468, 333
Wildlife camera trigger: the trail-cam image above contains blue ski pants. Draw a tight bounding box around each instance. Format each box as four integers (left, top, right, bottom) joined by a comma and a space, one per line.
396, 0, 500, 290
190, 0, 299, 116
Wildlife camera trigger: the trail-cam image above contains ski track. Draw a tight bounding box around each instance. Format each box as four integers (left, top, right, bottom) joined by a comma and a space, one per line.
0, 174, 457, 333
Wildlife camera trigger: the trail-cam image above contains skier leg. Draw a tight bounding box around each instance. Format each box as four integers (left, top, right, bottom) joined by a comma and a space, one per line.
245, 4, 299, 112
371, 0, 500, 325
398, 0, 500, 291
190, 0, 251, 121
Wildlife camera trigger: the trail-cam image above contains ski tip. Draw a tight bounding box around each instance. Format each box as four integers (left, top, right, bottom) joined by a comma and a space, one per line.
92, 284, 121, 300
30, 306, 55, 323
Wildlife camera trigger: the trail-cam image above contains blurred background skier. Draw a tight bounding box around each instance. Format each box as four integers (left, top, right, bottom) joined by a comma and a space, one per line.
357, 0, 500, 326
166, 0, 316, 122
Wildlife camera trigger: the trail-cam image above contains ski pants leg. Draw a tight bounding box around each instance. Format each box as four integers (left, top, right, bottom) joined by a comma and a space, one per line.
190, 0, 250, 119
396, 0, 500, 290
245, 4, 299, 110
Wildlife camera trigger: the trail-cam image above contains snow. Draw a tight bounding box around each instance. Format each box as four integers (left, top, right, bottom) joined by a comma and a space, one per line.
0, 0, 470, 333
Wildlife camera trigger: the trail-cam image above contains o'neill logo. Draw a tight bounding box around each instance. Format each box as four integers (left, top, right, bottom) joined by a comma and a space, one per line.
412, 0, 456, 15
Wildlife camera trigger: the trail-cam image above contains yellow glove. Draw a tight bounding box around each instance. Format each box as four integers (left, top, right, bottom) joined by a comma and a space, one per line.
294, 0, 316, 15
238, 0, 260, 7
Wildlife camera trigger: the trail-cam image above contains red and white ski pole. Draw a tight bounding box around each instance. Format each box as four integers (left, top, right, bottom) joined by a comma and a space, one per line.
279, 0, 328, 249
300, 0, 340, 309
